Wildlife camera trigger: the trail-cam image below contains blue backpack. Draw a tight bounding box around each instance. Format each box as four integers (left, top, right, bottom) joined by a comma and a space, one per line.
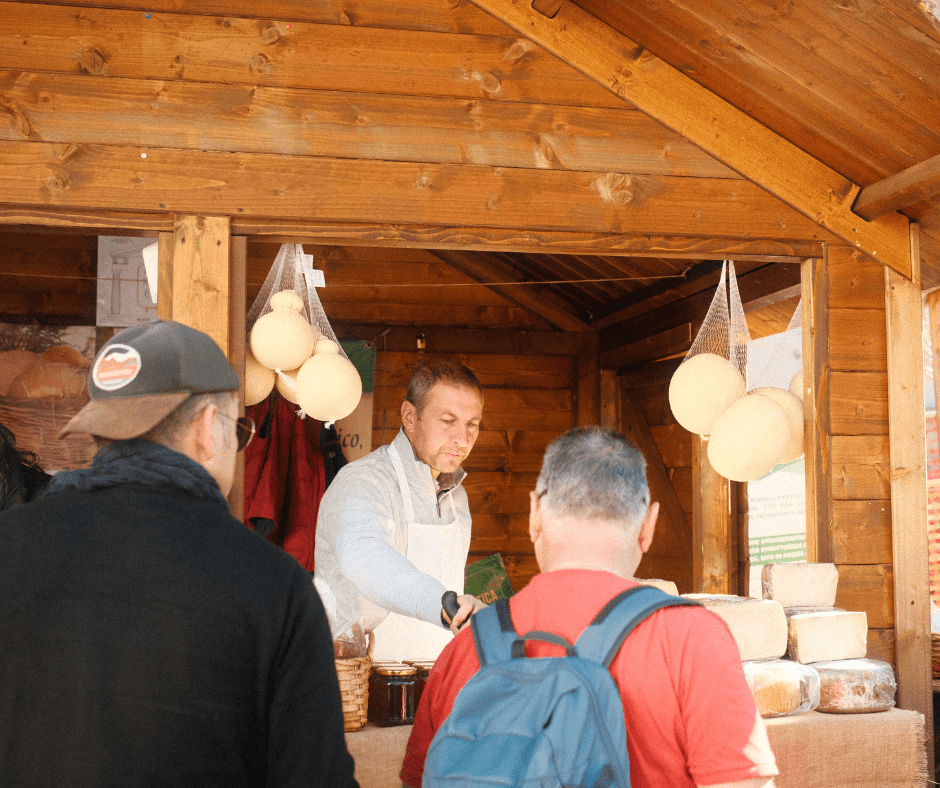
422, 584, 698, 788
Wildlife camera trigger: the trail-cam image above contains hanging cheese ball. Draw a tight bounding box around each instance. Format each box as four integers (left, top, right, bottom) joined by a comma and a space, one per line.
295, 352, 362, 422
314, 337, 339, 355
789, 369, 804, 402
707, 392, 790, 481
244, 349, 276, 407
275, 367, 302, 404
750, 386, 804, 464
249, 290, 315, 371
668, 352, 746, 436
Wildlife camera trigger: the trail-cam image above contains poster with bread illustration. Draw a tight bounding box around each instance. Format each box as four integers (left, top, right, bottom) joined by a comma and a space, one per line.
0, 324, 97, 471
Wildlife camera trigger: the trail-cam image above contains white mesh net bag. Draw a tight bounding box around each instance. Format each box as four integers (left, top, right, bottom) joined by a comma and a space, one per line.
668, 261, 749, 437
246, 244, 361, 424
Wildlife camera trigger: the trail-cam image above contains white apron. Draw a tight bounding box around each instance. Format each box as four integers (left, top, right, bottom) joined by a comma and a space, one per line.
370, 442, 467, 662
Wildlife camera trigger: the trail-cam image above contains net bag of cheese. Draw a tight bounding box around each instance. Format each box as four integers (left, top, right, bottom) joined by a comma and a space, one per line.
668, 261, 748, 437
246, 244, 361, 423
743, 659, 820, 718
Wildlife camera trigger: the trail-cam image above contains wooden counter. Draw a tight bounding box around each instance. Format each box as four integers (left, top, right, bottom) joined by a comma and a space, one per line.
345, 708, 927, 788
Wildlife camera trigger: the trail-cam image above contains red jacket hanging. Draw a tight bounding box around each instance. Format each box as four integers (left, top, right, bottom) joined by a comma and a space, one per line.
244, 393, 325, 571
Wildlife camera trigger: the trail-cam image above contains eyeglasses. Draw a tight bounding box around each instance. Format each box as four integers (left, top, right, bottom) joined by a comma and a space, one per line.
216, 411, 256, 452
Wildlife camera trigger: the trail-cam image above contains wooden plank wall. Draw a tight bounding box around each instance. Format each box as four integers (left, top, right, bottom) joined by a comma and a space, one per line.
815, 247, 896, 666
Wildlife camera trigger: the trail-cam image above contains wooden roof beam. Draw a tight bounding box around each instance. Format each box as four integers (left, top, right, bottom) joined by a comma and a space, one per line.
428, 248, 592, 332
468, 0, 912, 279
853, 152, 940, 221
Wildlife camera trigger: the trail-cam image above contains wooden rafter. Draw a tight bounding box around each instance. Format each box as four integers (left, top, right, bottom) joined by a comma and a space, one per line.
428, 248, 592, 332
466, 0, 912, 279
853, 152, 940, 221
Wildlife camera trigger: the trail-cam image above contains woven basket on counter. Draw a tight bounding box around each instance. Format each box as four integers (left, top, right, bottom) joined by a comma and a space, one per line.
0, 395, 96, 471
335, 631, 373, 732
932, 633, 940, 678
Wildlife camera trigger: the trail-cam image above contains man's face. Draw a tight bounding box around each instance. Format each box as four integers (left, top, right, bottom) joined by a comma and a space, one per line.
402, 382, 483, 478
208, 401, 240, 497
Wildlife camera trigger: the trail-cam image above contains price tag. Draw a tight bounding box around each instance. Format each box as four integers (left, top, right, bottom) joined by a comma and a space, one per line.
303, 268, 326, 288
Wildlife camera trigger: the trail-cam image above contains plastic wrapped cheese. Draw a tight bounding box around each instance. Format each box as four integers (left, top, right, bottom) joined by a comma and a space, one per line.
762, 562, 838, 608
787, 609, 867, 664
743, 659, 820, 717
814, 658, 896, 713
683, 594, 787, 661
636, 578, 679, 596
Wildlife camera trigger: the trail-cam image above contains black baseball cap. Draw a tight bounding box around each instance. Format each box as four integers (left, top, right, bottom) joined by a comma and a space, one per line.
59, 320, 241, 440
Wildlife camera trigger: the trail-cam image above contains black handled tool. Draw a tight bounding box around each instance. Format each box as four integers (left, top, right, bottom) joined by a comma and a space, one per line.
442, 590, 463, 629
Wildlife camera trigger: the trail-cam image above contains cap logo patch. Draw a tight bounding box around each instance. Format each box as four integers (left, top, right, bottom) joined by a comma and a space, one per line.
93, 344, 142, 391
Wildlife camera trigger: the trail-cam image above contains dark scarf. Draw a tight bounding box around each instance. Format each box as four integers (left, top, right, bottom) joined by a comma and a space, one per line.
47, 439, 230, 511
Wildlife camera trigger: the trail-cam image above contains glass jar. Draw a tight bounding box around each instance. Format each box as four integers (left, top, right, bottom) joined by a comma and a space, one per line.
367, 664, 417, 727
405, 660, 436, 708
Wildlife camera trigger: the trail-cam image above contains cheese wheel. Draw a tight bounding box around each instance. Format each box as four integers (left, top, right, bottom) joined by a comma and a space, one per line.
707, 393, 790, 481
683, 594, 788, 661
814, 658, 896, 713
668, 352, 745, 436
787, 610, 868, 664
636, 578, 679, 596
762, 562, 839, 608
750, 386, 804, 463
743, 659, 820, 717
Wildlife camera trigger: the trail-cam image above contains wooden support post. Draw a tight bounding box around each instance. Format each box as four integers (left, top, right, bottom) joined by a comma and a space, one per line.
575, 332, 600, 428
801, 256, 832, 563
599, 369, 620, 430
163, 215, 246, 516
693, 437, 736, 594
884, 224, 932, 769
171, 215, 231, 354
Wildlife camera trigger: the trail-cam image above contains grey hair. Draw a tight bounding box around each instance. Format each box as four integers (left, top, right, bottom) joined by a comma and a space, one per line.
144, 391, 236, 449
535, 427, 650, 528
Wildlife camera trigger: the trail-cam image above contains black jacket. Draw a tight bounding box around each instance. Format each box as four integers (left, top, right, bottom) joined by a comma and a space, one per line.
0, 453, 357, 788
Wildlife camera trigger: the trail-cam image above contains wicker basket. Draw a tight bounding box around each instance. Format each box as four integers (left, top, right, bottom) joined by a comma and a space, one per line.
335, 654, 371, 732
0, 394, 96, 471
932, 633, 940, 679
335, 629, 373, 732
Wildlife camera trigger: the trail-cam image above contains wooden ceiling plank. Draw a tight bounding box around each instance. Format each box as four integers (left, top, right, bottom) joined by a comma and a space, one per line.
575, 0, 912, 188
0, 140, 832, 240
854, 152, 940, 220
429, 248, 591, 332
591, 258, 724, 329
679, 0, 940, 164
470, 0, 913, 276
0, 2, 622, 110
598, 262, 802, 352
0, 70, 737, 180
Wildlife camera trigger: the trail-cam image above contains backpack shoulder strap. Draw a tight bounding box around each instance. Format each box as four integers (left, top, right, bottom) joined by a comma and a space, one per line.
471, 597, 518, 666
575, 585, 700, 667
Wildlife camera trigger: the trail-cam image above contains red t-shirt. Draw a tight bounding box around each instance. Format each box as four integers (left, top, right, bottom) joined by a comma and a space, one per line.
401, 570, 778, 788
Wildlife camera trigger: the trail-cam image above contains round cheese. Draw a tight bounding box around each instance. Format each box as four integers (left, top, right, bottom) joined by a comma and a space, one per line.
668, 352, 745, 436
814, 658, 896, 713
743, 659, 820, 717
707, 392, 790, 481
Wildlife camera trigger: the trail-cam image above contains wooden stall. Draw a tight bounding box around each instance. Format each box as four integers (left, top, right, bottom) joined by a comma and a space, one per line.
1, 0, 939, 779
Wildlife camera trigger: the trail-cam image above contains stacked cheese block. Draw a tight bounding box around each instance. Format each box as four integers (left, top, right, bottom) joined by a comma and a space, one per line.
680, 562, 896, 718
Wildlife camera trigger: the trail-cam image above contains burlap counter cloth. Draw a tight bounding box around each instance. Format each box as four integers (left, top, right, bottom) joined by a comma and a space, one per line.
765, 708, 927, 788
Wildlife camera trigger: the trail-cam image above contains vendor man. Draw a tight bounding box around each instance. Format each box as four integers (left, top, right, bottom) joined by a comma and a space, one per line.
314, 360, 486, 661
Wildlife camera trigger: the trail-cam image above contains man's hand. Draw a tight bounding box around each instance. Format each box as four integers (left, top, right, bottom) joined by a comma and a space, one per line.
442, 593, 486, 635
